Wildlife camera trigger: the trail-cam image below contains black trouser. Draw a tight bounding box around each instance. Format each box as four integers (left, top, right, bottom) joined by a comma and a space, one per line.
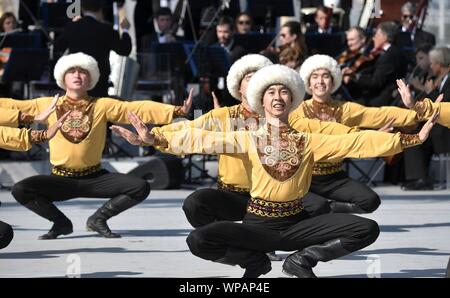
0, 220, 13, 249
403, 138, 434, 181
183, 188, 330, 228
187, 211, 379, 266
11, 170, 150, 222
310, 171, 381, 213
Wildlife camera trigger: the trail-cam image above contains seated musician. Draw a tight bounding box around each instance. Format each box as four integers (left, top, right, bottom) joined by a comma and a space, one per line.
342, 22, 407, 107
337, 26, 370, 69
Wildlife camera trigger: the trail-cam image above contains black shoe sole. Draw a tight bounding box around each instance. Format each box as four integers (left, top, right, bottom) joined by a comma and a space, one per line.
86, 224, 121, 238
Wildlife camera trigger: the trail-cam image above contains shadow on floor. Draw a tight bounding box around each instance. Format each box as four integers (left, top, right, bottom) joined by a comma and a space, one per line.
380, 222, 450, 232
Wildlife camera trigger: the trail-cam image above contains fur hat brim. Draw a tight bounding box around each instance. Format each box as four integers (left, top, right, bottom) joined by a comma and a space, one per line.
299, 54, 342, 94
54, 52, 100, 91
226, 54, 273, 99
247, 64, 305, 116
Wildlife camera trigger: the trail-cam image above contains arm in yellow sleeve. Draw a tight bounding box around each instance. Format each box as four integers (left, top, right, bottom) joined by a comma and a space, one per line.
310, 131, 422, 162
99, 98, 178, 125
289, 117, 360, 134
0, 97, 42, 115
0, 127, 32, 151
0, 108, 20, 127
157, 107, 230, 133
341, 101, 418, 128
414, 98, 450, 127
152, 128, 250, 156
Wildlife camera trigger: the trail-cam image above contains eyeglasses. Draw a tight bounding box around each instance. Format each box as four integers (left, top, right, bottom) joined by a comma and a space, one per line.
238, 20, 251, 25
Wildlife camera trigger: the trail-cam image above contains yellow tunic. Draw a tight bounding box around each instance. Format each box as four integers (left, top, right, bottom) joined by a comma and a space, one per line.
153, 104, 359, 191
153, 125, 418, 203
292, 98, 421, 175
0, 126, 32, 151
0, 96, 176, 171
0, 107, 20, 127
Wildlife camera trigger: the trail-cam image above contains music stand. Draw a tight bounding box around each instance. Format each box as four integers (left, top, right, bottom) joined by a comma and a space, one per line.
2, 48, 49, 98
305, 32, 346, 57
234, 33, 276, 54
247, 0, 294, 32
0, 32, 43, 48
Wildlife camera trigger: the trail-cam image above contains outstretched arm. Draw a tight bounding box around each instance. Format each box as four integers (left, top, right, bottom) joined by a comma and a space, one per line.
101, 89, 193, 125
311, 112, 439, 162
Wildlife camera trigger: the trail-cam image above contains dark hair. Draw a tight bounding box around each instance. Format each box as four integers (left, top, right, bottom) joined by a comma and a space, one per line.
235, 12, 252, 23
416, 43, 433, 55
155, 7, 173, 18
81, 0, 103, 13
316, 6, 332, 16
378, 21, 398, 44
281, 21, 308, 66
0, 12, 18, 33
217, 16, 234, 31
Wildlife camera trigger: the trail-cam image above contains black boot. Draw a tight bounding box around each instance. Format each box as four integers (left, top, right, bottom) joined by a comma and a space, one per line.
266, 251, 283, 261
23, 200, 73, 240
215, 248, 272, 278
282, 239, 350, 278
329, 201, 365, 214
86, 195, 140, 238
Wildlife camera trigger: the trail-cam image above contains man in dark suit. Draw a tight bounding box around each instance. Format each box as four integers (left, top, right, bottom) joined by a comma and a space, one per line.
397, 1, 436, 49
305, 6, 340, 34
214, 16, 245, 64
54, 0, 131, 97
140, 7, 184, 53
343, 21, 407, 107
402, 47, 450, 190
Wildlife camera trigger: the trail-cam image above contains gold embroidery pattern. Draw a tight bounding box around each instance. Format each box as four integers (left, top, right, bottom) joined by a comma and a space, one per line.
257, 124, 306, 181
52, 164, 102, 177
151, 131, 169, 148
312, 161, 344, 175
174, 106, 186, 117
229, 104, 260, 131
400, 134, 422, 149
413, 100, 427, 120
247, 197, 303, 218
19, 112, 34, 126
217, 179, 250, 194
302, 99, 344, 122
56, 97, 94, 144
29, 129, 48, 144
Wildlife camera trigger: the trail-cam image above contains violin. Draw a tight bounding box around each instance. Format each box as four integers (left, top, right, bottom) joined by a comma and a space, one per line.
348, 47, 383, 73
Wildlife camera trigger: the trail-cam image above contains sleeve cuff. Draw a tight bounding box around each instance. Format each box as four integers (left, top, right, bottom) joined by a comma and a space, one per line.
400, 133, 422, 149
174, 106, 187, 117
29, 129, 48, 144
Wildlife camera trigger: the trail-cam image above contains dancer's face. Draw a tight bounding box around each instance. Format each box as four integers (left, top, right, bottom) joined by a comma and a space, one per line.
309, 68, 334, 98
239, 71, 255, 102
64, 67, 91, 93
262, 84, 292, 119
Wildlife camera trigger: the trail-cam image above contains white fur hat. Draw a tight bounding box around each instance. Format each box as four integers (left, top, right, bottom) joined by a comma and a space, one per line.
247, 64, 305, 116
299, 54, 342, 94
53, 52, 100, 91
226, 54, 273, 99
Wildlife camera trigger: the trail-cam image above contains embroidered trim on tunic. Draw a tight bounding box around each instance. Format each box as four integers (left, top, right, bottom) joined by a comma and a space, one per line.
312, 161, 344, 175
302, 99, 343, 122
29, 129, 48, 144
257, 124, 306, 181
52, 164, 102, 177
56, 97, 94, 144
247, 197, 303, 218
400, 133, 422, 149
